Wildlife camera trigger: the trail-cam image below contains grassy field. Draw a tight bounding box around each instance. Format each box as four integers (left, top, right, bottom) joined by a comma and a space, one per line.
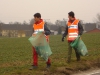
0, 33, 100, 75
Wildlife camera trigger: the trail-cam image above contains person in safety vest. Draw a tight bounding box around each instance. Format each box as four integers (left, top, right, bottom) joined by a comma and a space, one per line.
29, 13, 51, 70
62, 11, 84, 63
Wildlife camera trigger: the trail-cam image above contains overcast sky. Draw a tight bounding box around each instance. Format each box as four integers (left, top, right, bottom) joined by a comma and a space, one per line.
0, 0, 100, 24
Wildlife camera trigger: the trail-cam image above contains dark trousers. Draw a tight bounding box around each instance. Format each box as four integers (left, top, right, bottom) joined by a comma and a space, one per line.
67, 42, 80, 62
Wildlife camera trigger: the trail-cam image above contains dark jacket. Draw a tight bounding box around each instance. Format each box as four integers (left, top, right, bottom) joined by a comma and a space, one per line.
44, 23, 51, 35
63, 21, 84, 38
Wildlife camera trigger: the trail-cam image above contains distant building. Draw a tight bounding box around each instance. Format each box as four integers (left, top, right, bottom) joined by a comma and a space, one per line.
86, 22, 100, 33
1, 24, 32, 37
49, 25, 58, 35
84, 23, 96, 32
83, 22, 100, 33
87, 28, 100, 33
50, 30, 58, 35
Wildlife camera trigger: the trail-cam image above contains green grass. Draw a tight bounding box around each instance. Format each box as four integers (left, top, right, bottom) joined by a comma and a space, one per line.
0, 33, 100, 75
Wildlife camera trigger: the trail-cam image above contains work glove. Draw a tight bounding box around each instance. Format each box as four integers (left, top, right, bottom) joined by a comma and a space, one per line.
62, 37, 65, 42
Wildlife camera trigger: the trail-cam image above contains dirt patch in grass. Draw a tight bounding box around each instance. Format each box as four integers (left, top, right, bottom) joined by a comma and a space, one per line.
47, 58, 100, 75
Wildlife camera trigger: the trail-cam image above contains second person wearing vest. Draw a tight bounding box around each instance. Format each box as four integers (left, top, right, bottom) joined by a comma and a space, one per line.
29, 13, 51, 70
62, 11, 84, 63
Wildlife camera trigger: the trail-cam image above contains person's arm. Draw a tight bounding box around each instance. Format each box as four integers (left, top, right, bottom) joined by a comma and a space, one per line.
62, 26, 68, 41
78, 21, 84, 35
63, 26, 68, 38
44, 23, 51, 35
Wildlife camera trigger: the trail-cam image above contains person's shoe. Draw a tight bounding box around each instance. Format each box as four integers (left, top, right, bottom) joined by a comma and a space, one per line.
46, 64, 51, 68
29, 65, 38, 70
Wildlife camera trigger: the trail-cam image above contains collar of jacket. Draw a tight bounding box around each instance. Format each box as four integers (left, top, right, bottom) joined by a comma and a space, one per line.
35, 19, 43, 24
68, 18, 76, 23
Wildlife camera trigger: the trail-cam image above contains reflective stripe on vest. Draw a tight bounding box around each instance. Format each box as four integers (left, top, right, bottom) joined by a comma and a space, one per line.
69, 33, 78, 37
67, 19, 79, 41
33, 21, 49, 41
68, 25, 78, 29
33, 22, 44, 34
34, 29, 44, 34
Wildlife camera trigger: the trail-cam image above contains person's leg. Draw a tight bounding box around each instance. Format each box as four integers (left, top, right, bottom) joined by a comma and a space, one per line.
29, 47, 38, 70
33, 47, 38, 66
46, 58, 51, 68
74, 48, 80, 61
67, 42, 72, 63
46, 58, 51, 65
46, 36, 51, 68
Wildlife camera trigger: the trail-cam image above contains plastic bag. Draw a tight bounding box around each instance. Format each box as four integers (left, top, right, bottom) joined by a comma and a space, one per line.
28, 32, 52, 61
70, 36, 88, 56
28, 32, 47, 47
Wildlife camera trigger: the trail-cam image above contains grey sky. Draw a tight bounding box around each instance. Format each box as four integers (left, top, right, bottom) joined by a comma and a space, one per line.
0, 0, 100, 24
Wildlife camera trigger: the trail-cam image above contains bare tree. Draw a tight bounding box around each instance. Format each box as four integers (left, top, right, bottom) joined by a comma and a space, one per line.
55, 19, 67, 26
94, 13, 100, 23
14, 22, 21, 25
0, 21, 4, 36
9, 22, 14, 25
96, 13, 100, 23
55, 20, 61, 26
29, 18, 34, 25
0, 21, 4, 25
58, 26, 62, 34
29, 18, 34, 33
0, 24, 2, 36
23, 20, 28, 25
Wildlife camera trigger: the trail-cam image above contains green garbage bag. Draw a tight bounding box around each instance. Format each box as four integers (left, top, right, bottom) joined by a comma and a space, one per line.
28, 32, 52, 61
70, 36, 88, 56
28, 32, 47, 47
70, 37, 79, 48
35, 45, 52, 61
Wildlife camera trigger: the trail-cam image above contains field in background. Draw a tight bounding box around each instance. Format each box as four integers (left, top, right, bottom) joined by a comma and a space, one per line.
0, 33, 100, 75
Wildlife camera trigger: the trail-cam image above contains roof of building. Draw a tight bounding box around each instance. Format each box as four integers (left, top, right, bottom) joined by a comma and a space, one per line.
87, 28, 100, 33
1, 24, 32, 30
84, 23, 96, 32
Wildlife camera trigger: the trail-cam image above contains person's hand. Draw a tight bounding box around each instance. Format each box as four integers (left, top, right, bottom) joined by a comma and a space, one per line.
62, 37, 64, 42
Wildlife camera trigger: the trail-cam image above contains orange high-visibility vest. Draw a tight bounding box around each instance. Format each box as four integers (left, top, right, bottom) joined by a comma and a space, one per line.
67, 19, 79, 41
33, 21, 49, 42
